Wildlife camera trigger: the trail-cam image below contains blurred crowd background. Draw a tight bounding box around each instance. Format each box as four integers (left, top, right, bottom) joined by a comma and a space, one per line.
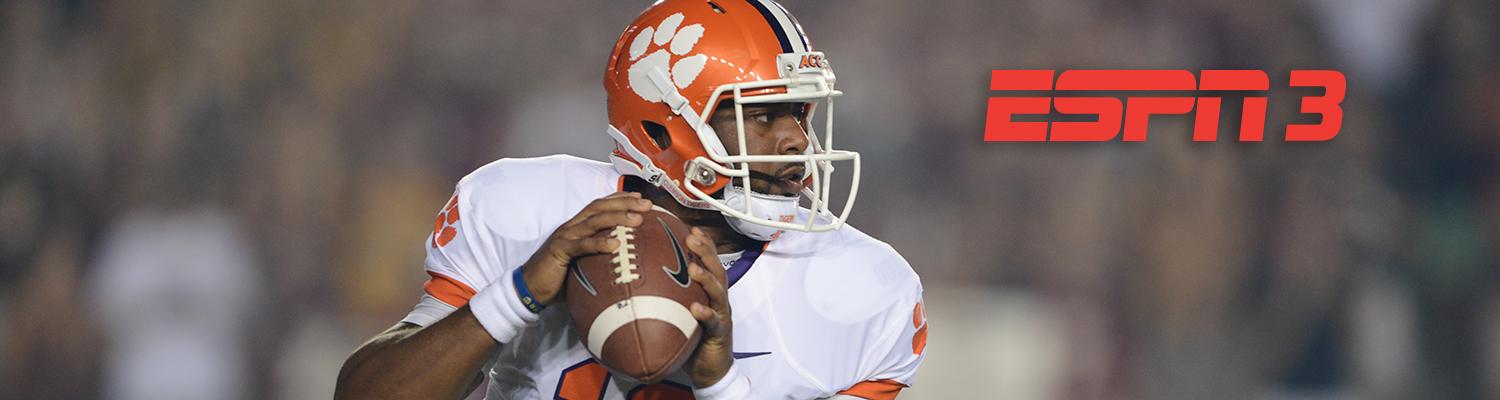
2, 0, 1497, 399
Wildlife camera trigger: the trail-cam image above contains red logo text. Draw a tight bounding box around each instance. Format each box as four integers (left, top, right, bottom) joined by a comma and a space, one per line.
984, 70, 1345, 142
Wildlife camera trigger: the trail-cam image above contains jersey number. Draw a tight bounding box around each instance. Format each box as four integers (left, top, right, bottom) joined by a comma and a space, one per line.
555, 359, 693, 400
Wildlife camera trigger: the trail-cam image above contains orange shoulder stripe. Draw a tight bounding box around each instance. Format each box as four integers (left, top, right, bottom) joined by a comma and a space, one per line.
837, 379, 907, 400
424, 271, 477, 307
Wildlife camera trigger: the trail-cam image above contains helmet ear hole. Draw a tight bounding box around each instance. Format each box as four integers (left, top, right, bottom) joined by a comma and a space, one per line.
642, 120, 672, 150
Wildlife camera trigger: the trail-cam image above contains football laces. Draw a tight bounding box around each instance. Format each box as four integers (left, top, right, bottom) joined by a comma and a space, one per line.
610, 225, 640, 284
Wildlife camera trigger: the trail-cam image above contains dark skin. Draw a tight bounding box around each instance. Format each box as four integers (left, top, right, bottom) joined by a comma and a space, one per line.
334, 102, 811, 399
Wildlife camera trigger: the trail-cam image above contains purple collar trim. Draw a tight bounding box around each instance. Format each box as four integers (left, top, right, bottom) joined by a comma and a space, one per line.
725, 244, 765, 287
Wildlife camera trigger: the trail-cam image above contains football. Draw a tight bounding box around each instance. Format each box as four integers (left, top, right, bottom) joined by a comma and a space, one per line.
564, 206, 707, 383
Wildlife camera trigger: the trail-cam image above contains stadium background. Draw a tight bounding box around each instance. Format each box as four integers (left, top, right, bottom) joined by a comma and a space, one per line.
2, 0, 1497, 398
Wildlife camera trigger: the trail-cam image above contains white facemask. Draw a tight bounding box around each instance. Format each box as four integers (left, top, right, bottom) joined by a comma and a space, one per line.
720, 184, 799, 241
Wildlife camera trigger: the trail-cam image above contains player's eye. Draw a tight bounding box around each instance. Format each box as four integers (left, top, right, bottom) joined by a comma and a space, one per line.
789, 107, 808, 120
749, 113, 771, 124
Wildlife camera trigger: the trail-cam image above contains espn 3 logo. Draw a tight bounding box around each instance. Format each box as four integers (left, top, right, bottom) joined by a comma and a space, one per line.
984, 69, 1345, 142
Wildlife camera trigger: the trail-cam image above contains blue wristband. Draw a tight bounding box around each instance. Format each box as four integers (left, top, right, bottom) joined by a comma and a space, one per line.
512, 267, 546, 314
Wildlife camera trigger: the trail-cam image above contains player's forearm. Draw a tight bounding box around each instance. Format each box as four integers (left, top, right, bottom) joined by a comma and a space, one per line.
335, 306, 496, 400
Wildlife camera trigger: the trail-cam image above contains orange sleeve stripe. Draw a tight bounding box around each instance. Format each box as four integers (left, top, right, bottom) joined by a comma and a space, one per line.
424, 271, 477, 307
837, 379, 907, 400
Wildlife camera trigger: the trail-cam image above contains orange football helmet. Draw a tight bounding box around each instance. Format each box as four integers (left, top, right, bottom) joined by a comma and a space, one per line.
604, 0, 860, 236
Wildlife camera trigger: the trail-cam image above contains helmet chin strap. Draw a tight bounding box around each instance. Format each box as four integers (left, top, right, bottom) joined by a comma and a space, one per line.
606, 125, 665, 185
648, 68, 731, 157
649, 69, 698, 127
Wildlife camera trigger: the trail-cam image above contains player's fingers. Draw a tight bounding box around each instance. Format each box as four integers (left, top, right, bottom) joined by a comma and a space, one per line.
556, 236, 620, 258
690, 302, 726, 336
563, 193, 649, 227
589, 193, 652, 214
686, 228, 726, 280
560, 211, 642, 239
605, 191, 641, 199
690, 263, 729, 314
690, 302, 715, 321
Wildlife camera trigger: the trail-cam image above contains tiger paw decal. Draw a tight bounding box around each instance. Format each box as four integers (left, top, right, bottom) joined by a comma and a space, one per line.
626, 12, 708, 103
431, 195, 459, 248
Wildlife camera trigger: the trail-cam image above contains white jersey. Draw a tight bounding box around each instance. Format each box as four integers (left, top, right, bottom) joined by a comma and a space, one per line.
403, 155, 927, 399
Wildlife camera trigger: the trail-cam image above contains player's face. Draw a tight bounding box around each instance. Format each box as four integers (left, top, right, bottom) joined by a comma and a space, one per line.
707, 102, 810, 197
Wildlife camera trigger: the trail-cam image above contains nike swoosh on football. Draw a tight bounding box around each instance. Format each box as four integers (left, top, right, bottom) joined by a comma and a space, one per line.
659, 217, 692, 287
732, 352, 771, 359
570, 260, 597, 296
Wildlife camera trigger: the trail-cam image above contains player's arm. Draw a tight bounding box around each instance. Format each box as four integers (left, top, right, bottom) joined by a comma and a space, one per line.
832, 292, 927, 400
827, 323, 924, 400
335, 311, 492, 400
336, 192, 655, 400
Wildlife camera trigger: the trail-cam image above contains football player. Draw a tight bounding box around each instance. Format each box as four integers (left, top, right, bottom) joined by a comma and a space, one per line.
336, 1, 926, 398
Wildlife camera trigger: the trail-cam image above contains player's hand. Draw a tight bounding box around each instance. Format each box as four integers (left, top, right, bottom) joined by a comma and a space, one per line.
521, 191, 654, 305
683, 227, 734, 388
